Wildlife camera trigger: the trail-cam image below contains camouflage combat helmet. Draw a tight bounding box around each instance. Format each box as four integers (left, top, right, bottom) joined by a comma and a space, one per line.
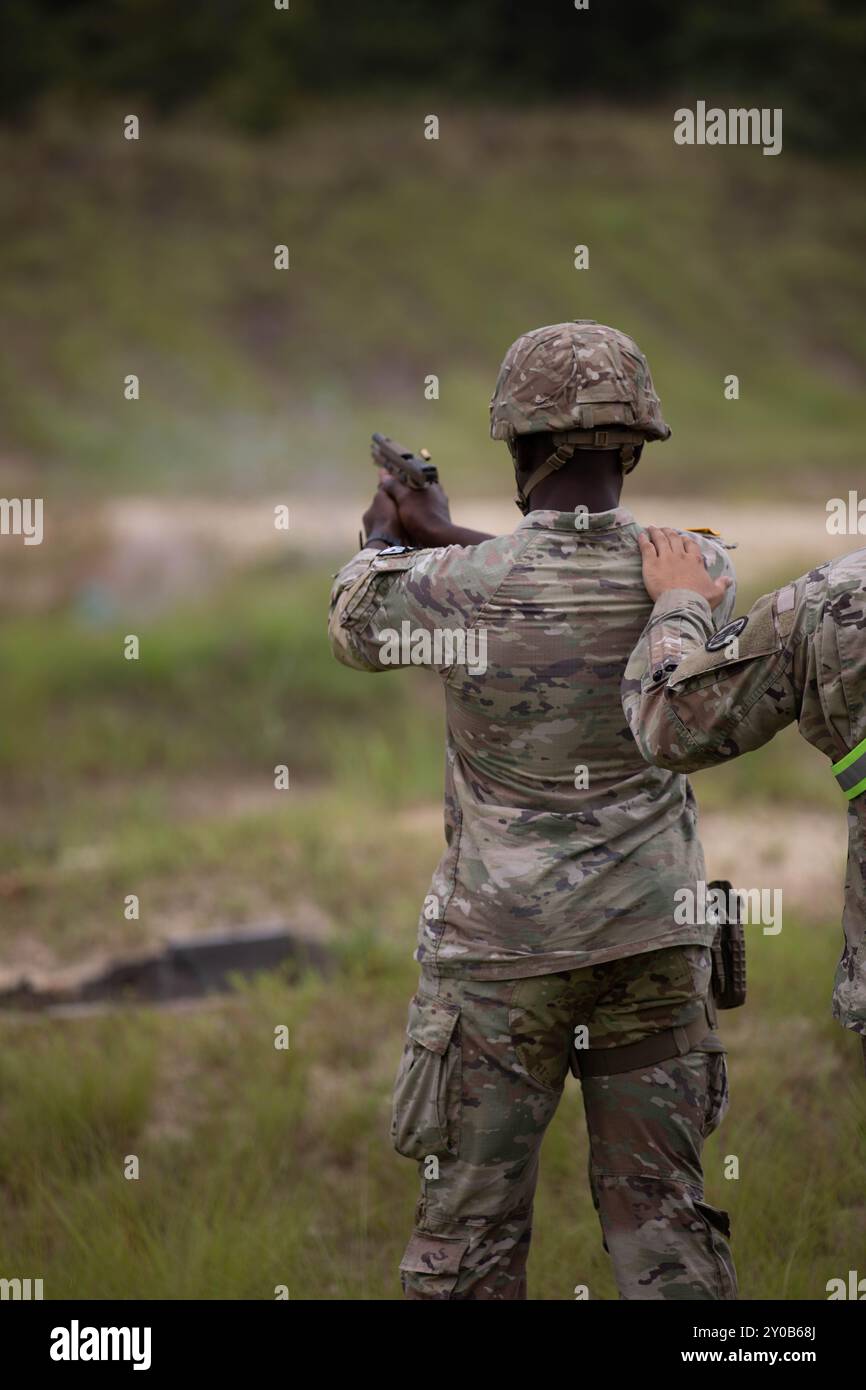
489, 320, 671, 511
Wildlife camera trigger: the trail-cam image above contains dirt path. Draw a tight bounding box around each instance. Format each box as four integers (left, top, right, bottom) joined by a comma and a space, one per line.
98, 493, 859, 604
8, 493, 855, 614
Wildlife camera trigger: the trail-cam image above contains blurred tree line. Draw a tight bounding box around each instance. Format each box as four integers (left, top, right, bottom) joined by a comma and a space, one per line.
2, 0, 864, 155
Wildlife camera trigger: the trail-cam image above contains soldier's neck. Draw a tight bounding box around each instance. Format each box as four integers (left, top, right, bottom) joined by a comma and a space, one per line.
525, 451, 624, 516
529, 477, 623, 515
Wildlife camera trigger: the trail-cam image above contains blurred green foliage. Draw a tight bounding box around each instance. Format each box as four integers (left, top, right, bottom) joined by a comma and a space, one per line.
2, 0, 865, 156
1, 108, 864, 498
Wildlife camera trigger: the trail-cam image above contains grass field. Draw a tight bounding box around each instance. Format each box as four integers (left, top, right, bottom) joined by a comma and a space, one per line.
1, 910, 863, 1301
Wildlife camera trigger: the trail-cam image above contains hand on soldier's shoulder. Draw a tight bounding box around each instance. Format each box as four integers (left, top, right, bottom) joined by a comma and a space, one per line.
639, 527, 733, 611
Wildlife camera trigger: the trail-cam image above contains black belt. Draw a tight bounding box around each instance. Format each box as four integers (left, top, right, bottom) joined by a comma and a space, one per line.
570, 1002, 716, 1079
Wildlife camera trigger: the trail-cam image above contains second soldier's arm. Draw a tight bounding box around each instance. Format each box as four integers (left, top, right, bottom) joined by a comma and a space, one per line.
622, 527, 805, 772
625, 545, 866, 1056
623, 567, 807, 774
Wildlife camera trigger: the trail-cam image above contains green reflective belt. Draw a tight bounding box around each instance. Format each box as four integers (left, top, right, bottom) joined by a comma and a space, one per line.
832, 735, 866, 801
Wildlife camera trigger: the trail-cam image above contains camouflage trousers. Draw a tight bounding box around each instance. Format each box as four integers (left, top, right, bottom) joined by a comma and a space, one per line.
391, 945, 736, 1300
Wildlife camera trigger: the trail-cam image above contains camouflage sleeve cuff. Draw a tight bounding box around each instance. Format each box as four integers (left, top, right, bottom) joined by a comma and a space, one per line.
328, 548, 388, 670
641, 590, 715, 691
645, 588, 715, 630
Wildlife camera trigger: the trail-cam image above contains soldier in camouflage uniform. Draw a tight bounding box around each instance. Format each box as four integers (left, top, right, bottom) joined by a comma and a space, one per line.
623, 525, 866, 1064
329, 322, 739, 1299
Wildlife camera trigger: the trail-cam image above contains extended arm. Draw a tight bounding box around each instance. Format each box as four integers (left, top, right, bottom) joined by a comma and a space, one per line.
623, 531, 801, 773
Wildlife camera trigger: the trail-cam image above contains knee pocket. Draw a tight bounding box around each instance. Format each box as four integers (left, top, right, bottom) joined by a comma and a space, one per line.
694, 1199, 737, 1299
399, 1229, 470, 1297
400, 1209, 533, 1299
696, 1199, 732, 1242
391, 993, 462, 1159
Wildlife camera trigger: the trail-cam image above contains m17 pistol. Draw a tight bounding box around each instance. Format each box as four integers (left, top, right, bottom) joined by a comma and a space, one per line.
371, 433, 438, 490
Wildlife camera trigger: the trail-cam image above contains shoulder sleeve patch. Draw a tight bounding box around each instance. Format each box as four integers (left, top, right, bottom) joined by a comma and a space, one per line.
706, 616, 748, 651
668, 594, 783, 689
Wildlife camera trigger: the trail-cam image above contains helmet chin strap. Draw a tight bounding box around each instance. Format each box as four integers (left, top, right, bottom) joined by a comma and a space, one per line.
514, 440, 575, 513
513, 430, 643, 513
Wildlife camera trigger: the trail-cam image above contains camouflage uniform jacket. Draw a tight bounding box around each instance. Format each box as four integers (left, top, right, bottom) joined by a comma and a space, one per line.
622, 548, 866, 1034
329, 507, 735, 979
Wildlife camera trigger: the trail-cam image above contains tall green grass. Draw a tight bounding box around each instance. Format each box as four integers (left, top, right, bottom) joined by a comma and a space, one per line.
0, 913, 861, 1299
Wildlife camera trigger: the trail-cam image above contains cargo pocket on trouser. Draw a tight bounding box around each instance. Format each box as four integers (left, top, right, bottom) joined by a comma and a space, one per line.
391, 993, 462, 1160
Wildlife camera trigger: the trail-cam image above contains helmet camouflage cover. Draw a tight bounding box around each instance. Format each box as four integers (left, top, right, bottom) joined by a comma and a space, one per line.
489, 320, 671, 445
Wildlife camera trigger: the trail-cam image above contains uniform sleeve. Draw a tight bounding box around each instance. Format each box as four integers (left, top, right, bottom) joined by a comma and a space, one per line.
621, 534, 737, 706
695, 533, 738, 630
623, 579, 805, 774
620, 533, 735, 764
328, 536, 519, 674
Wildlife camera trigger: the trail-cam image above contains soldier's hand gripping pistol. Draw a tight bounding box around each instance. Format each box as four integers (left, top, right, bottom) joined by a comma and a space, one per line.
370, 433, 438, 490
368, 432, 493, 549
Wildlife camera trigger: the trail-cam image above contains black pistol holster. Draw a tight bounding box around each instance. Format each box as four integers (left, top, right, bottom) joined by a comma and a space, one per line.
708, 878, 747, 1010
